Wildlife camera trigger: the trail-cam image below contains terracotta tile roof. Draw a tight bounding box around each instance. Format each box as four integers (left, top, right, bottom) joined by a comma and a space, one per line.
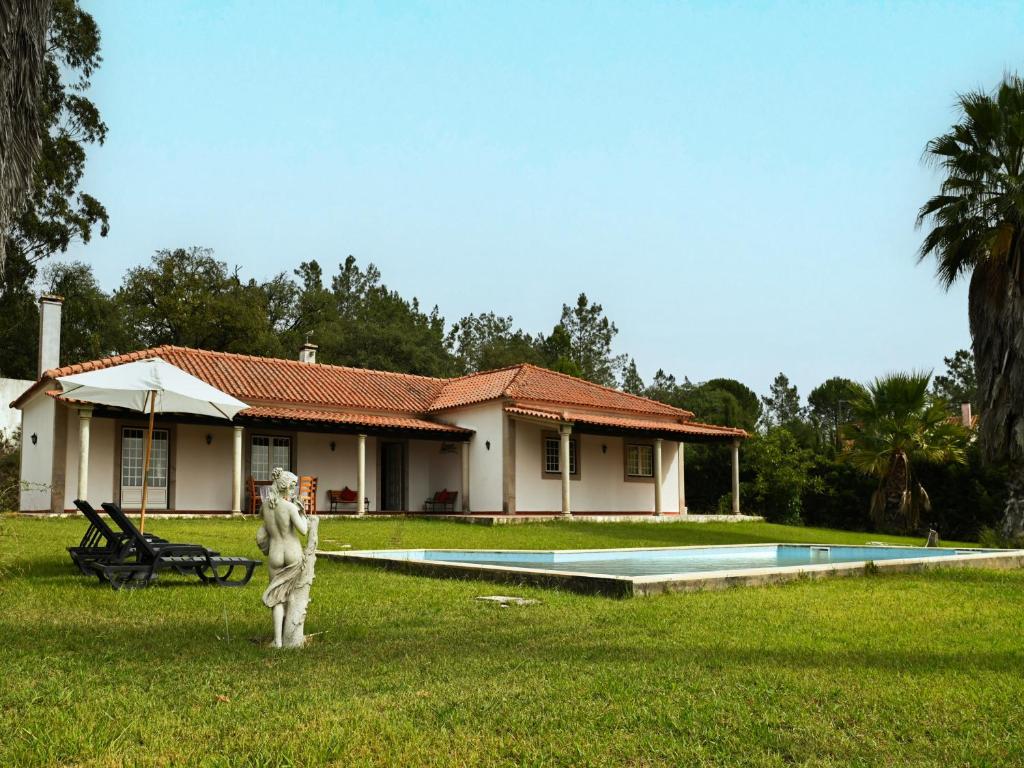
16, 347, 707, 428
432, 363, 692, 418
428, 366, 523, 411
504, 405, 747, 441
33, 345, 446, 413
43, 385, 469, 435
240, 406, 472, 435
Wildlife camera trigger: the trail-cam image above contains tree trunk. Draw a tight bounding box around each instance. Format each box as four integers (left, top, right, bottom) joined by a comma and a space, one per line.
970, 260, 1024, 466
1001, 460, 1024, 542
873, 452, 911, 534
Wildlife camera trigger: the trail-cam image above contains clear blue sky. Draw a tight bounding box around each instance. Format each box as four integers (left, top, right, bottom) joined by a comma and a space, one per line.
69, 0, 1023, 397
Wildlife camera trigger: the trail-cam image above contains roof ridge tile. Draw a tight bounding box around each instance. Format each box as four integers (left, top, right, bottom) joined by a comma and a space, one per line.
513, 362, 691, 416
150, 344, 446, 384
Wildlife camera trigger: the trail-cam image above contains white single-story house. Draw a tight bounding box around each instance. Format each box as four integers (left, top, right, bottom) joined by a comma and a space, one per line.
13, 296, 747, 516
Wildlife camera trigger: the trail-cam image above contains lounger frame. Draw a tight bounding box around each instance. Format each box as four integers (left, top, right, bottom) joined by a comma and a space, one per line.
85, 502, 261, 590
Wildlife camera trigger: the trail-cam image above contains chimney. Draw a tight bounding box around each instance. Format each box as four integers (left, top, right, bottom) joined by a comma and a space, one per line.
299, 341, 318, 364
961, 402, 973, 428
38, 294, 63, 377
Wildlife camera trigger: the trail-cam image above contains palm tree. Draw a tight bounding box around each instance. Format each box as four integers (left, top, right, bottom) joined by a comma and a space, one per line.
0, 0, 52, 272
843, 372, 967, 535
917, 75, 1024, 540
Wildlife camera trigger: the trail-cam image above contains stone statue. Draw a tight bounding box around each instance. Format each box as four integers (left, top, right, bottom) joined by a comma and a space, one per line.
256, 468, 319, 648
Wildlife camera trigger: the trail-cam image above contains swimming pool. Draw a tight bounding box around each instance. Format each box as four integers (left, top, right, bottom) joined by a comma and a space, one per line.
323, 543, 1024, 597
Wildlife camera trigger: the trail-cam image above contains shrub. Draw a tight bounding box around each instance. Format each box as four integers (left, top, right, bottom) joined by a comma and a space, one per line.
801, 456, 875, 531
977, 526, 1024, 549
914, 445, 1007, 541
681, 443, 732, 512
741, 428, 821, 525
0, 431, 20, 513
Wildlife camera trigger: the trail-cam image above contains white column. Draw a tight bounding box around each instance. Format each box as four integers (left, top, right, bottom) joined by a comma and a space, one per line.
76, 407, 92, 501
231, 425, 243, 516
502, 416, 517, 515
731, 438, 741, 515
559, 424, 572, 517
460, 441, 470, 513
653, 438, 663, 516
678, 442, 687, 515
357, 434, 367, 516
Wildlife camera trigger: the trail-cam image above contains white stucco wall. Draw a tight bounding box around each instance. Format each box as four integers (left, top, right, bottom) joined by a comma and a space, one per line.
18, 393, 55, 512
435, 403, 504, 512
513, 420, 680, 513
172, 424, 234, 511
62, 411, 115, 509
20, 393, 686, 515
428, 444, 462, 498
62, 418, 226, 512
2, 379, 34, 439
407, 440, 433, 511
295, 432, 378, 512
57, 424, 386, 514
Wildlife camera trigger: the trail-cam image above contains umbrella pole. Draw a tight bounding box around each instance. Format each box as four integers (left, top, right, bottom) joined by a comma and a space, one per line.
139, 390, 156, 534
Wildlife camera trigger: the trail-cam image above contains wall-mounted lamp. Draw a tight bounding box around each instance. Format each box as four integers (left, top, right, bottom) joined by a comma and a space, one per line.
485, 440, 491, 451
329, 441, 336, 452
30, 433, 38, 445
206, 434, 213, 445
601, 444, 607, 454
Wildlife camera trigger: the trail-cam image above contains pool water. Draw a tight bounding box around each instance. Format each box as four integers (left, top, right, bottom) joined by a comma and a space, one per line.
409, 545, 986, 578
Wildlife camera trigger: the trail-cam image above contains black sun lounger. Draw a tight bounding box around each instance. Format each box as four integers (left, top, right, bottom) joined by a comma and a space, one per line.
68, 499, 169, 574
87, 502, 261, 590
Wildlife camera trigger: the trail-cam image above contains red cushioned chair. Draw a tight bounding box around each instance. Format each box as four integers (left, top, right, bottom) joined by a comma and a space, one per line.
328, 486, 369, 513
423, 489, 458, 513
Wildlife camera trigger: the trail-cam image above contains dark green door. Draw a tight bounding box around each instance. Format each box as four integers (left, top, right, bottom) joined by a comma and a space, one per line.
380, 442, 405, 511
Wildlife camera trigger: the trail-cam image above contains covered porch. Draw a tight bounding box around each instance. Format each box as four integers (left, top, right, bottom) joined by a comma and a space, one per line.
504, 405, 746, 517
63, 402, 474, 515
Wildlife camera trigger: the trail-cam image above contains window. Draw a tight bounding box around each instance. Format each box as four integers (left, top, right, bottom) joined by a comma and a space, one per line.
626, 444, 654, 478
251, 435, 291, 481
543, 434, 577, 475
121, 428, 169, 487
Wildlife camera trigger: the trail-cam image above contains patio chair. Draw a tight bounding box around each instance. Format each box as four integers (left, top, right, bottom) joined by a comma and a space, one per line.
328, 487, 369, 513
88, 502, 261, 590
423, 489, 458, 513
298, 475, 318, 515
247, 476, 263, 515
67, 499, 168, 574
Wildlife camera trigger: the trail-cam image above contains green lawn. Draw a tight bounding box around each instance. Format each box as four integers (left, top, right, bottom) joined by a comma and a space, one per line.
1, 516, 1021, 767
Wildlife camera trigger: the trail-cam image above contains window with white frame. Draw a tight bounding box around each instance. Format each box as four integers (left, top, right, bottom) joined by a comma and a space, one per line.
121, 428, 169, 487
543, 434, 577, 475
625, 444, 654, 478
251, 435, 291, 481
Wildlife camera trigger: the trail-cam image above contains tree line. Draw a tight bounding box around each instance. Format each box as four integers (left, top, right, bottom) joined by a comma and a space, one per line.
4, 242, 999, 540
2, 246, 629, 384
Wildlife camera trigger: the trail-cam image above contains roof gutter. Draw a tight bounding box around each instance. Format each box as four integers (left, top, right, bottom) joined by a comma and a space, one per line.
9, 376, 56, 410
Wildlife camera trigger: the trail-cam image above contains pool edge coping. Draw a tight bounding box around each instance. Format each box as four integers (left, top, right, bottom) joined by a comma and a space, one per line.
319, 544, 1024, 598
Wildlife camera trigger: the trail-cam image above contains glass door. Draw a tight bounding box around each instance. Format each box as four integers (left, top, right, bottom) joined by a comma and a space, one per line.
120, 427, 169, 509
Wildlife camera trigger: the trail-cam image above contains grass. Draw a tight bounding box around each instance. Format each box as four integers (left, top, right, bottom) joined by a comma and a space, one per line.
1, 516, 1021, 767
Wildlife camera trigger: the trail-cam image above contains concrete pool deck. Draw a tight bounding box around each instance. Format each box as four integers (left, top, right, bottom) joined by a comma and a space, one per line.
319, 544, 1024, 598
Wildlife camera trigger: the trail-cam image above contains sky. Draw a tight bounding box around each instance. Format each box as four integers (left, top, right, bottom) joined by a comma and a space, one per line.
67, 0, 1024, 397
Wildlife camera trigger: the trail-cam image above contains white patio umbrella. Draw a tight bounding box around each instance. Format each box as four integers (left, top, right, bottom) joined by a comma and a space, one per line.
56, 357, 249, 532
